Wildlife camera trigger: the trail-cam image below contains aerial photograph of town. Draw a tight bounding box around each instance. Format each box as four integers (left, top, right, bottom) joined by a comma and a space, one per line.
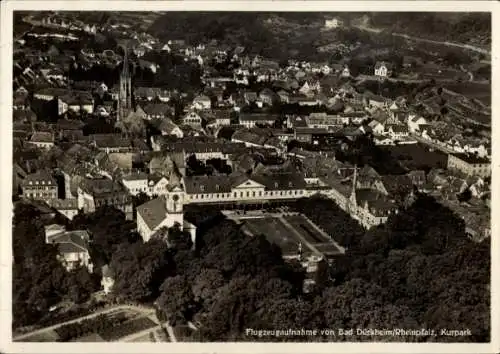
8, 8, 492, 345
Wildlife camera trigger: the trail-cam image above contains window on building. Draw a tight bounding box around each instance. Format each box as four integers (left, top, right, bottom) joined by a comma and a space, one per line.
200, 194, 204, 199
200, 185, 205, 192
246, 191, 249, 197
233, 192, 237, 198
240, 192, 243, 198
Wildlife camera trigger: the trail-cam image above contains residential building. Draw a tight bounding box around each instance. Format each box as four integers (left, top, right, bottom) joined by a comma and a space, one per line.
239, 113, 279, 128
143, 103, 173, 120
22, 170, 58, 201
121, 172, 149, 196
29, 131, 55, 150
374, 61, 393, 78
44, 225, 93, 272
159, 118, 184, 138
447, 153, 491, 178
77, 177, 133, 219
192, 95, 212, 110
407, 115, 427, 133
182, 111, 203, 129
46, 198, 79, 220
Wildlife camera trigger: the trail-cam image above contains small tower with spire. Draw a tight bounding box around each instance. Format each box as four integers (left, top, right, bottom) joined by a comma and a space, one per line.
349, 164, 358, 208
118, 45, 132, 122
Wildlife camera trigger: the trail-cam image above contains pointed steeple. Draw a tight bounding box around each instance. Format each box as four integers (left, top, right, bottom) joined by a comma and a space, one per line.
349, 164, 358, 206
117, 44, 133, 123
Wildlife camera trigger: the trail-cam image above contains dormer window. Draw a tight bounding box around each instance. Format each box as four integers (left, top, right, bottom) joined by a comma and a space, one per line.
35, 181, 39, 185
215, 184, 220, 191
42, 181, 45, 185
29, 181, 32, 185
200, 185, 205, 192
274, 182, 278, 189
288, 182, 293, 187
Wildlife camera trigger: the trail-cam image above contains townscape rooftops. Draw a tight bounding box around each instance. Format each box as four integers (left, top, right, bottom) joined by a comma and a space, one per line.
143, 103, 174, 116
80, 177, 126, 196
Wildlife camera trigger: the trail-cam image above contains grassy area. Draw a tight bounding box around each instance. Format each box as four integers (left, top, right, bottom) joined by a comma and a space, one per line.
19, 330, 60, 342
283, 215, 329, 244
99, 317, 157, 341
244, 217, 299, 254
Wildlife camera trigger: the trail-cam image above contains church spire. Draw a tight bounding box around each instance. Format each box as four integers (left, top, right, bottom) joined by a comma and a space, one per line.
117, 44, 132, 122
349, 164, 358, 206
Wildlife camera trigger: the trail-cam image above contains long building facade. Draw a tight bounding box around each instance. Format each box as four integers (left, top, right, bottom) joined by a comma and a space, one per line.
136, 169, 400, 243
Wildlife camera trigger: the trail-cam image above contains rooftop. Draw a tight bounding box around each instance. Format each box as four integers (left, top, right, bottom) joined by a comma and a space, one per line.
451, 153, 490, 165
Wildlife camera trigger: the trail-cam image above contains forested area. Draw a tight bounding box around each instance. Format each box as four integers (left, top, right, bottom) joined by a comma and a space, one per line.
367, 12, 491, 46
12, 203, 100, 329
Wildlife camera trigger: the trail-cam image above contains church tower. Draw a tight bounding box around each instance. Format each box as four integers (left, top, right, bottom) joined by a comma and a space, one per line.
165, 190, 185, 230
118, 46, 132, 121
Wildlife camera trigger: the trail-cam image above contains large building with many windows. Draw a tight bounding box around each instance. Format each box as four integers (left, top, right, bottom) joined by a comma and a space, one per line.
21, 170, 58, 201
447, 153, 491, 178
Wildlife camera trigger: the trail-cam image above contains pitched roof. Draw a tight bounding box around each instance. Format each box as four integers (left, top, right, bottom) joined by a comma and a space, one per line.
380, 175, 414, 196
251, 172, 307, 191
46, 198, 78, 210
374, 61, 393, 70
23, 170, 56, 185
356, 189, 395, 216
79, 177, 127, 196
159, 118, 180, 134
143, 103, 173, 116
50, 230, 90, 254
122, 172, 148, 181
137, 196, 167, 231
30, 131, 54, 143
388, 125, 408, 133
